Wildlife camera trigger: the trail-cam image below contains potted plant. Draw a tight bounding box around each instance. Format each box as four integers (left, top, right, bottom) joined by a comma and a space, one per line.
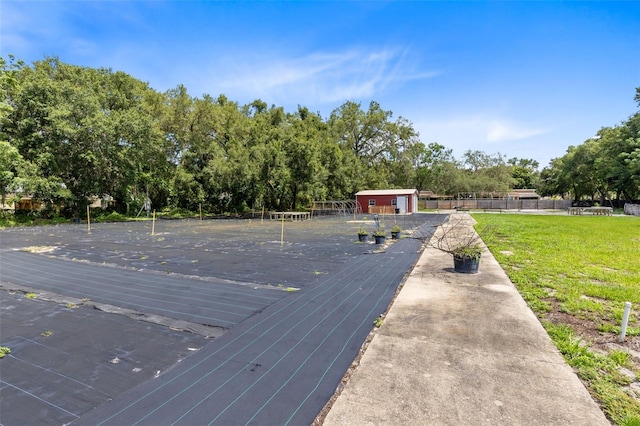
450, 245, 482, 274
428, 217, 491, 274
357, 225, 368, 242
391, 225, 402, 239
373, 227, 386, 244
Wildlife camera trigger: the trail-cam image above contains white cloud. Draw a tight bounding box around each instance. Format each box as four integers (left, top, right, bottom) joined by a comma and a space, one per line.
486, 120, 548, 142
416, 115, 547, 144
204, 47, 439, 106
412, 114, 551, 162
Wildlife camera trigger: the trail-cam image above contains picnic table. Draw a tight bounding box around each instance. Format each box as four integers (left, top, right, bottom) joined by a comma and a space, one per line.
568, 206, 613, 216
269, 211, 311, 221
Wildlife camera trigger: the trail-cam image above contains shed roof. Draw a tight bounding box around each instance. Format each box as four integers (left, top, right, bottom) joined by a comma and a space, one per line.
355, 189, 418, 196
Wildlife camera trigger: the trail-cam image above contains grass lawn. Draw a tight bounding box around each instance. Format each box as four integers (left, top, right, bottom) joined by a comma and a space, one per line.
474, 213, 640, 425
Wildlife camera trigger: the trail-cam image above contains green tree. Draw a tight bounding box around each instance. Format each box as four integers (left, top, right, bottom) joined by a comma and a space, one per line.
460, 150, 513, 194
593, 126, 638, 201
0, 141, 30, 205
538, 157, 568, 198
328, 100, 420, 193
407, 142, 458, 194
3, 57, 168, 215
540, 88, 640, 201
282, 107, 325, 209
548, 143, 599, 201
508, 157, 540, 189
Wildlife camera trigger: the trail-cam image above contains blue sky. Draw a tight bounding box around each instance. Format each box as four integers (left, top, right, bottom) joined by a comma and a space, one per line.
2, 1, 639, 168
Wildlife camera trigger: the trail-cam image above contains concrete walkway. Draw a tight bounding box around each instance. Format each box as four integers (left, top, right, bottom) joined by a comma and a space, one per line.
324, 214, 610, 425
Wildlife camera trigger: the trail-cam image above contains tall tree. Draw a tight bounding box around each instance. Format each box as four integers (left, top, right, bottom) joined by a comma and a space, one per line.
460, 150, 513, 194
328, 100, 420, 192
3, 57, 167, 214
508, 157, 540, 189
407, 142, 458, 193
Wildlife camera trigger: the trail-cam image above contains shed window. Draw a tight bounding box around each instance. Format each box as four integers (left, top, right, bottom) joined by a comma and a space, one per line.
369, 199, 376, 206
391, 199, 397, 206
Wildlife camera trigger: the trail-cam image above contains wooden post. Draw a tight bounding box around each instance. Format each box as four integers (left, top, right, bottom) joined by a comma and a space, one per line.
87, 205, 91, 234
199, 203, 202, 221
151, 210, 156, 236
280, 214, 285, 245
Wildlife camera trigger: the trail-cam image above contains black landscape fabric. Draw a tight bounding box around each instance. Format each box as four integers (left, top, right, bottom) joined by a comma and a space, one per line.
0, 214, 446, 425
0, 290, 207, 426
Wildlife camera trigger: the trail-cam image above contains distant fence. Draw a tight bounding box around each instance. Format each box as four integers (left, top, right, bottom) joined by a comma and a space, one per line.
422, 199, 573, 210
309, 198, 579, 214
624, 203, 640, 216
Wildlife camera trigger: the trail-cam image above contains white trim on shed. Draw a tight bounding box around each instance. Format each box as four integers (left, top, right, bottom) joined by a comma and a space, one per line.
355, 189, 418, 197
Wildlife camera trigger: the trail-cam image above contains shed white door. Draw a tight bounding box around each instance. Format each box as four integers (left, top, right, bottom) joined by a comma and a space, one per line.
397, 196, 408, 214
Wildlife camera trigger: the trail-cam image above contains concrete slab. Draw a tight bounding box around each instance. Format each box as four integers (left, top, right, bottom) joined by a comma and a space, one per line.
324, 215, 609, 426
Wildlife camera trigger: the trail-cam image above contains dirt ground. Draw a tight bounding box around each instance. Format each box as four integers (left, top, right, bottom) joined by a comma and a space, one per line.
546, 307, 640, 404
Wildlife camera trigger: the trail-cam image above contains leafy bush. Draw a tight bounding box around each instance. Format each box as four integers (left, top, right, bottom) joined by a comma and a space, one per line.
93, 211, 128, 222
160, 207, 196, 218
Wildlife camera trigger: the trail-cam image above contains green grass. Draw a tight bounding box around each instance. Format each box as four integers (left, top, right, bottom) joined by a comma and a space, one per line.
0, 214, 68, 227
474, 213, 640, 424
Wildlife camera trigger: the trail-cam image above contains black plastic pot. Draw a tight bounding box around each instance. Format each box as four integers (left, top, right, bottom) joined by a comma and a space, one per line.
374, 235, 386, 244
358, 234, 368, 242
391, 231, 400, 239
453, 254, 480, 274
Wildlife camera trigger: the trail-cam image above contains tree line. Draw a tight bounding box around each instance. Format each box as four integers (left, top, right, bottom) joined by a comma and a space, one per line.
538, 89, 640, 203
1, 56, 637, 217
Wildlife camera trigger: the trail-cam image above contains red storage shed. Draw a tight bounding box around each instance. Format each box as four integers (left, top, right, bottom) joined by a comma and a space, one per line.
355, 189, 419, 214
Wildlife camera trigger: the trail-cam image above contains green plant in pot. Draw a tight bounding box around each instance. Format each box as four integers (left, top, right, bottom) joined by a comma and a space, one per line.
451, 245, 482, 274
391, 225, 402, 239
373, 227, 386, 244
357, 225, 368, 242
451, 245, 482, 260
428, 217, 492, 274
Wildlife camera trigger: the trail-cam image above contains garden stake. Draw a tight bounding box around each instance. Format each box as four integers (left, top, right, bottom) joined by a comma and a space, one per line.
353, 199, 357, 221
87, 205, 91, 234
151, 210, 156, 236
618, 301, 632, 342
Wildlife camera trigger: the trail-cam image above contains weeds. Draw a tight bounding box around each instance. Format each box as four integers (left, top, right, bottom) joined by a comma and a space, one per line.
0, 346, 10, 358
93, 211, 127, 222
373, 316, 383, 328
